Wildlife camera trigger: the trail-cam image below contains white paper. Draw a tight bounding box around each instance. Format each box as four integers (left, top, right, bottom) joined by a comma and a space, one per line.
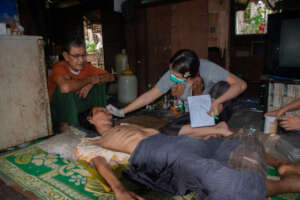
187, 95, 215, 127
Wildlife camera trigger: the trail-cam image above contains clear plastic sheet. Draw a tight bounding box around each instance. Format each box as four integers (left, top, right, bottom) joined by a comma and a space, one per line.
228, 128, 267, 177
36, 127, 86, 160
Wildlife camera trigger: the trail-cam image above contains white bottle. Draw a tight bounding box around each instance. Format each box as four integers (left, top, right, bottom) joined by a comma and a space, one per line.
115, 49, 128, 76
118, 65, 138, 104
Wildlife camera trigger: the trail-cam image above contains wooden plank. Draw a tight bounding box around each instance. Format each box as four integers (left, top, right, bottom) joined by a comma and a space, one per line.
171, 0, 208, 58
146, 5, 172, 85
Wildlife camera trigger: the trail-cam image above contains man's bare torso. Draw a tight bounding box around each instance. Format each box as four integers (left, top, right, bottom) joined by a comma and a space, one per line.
97, 124, 159, 154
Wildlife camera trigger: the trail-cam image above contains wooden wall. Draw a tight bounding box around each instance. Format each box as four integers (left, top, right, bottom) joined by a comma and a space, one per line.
125, 0, 208, 94
230, 38, 265, 82
17, 0, 49, 38
170, 0, 208, 57
18, 0, 125, 72
51, 2, 125, 71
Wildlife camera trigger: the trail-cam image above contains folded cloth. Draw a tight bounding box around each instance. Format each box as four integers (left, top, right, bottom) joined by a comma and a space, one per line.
75, 137, 130, 166
124, 134, 267, 200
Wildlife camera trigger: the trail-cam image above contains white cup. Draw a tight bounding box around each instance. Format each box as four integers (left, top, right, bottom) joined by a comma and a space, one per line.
0, 23, 7, 35
264, 116, 278, 134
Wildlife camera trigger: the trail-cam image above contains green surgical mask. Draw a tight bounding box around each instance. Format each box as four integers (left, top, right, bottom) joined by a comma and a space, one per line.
170, 73, 185, 84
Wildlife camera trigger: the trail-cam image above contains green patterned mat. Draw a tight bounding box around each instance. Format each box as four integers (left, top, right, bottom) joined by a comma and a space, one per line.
1, 143, 300, 200
0, 144, 194, 200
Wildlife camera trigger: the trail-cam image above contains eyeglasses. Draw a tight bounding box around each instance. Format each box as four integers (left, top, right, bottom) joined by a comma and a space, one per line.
68, 53, 87, 59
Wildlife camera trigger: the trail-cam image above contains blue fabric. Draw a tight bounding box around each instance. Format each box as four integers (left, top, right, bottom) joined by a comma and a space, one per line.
125, 134, 267, 200
292, 130, 300, 134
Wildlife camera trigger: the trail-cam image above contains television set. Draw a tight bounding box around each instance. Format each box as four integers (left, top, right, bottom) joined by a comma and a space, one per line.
265, 11, 300, 79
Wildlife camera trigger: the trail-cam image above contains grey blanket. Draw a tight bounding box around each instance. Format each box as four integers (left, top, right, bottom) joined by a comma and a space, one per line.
124, 134, 266, 200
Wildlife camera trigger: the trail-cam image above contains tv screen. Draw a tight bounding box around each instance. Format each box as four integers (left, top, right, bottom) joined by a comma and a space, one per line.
279, 18, 300, 67
265, 12, 300, 79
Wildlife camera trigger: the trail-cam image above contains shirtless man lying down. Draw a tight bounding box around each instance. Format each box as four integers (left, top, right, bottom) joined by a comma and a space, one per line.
78, 106, 275, 200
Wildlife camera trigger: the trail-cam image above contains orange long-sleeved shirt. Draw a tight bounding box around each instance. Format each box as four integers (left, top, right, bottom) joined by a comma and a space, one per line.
47, 61, 108, 101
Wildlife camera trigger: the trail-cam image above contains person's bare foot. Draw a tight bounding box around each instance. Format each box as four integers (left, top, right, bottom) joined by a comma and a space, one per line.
215, 122, 233, 137
59, 122, 70, 133
278, 163, 300, 176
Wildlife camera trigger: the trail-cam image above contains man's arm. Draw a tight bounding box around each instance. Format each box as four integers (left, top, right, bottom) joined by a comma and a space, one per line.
209, 73, 247, 116
55, 73, 114, 94
217, 73, 247, 104
92, 156, 144, 200
108, 71, 170, 117
77, 73, 115, 98
123, 86, 163, 114
265, 98, 300, 119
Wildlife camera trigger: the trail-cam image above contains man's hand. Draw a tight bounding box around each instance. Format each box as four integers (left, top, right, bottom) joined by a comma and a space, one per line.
106, 104, 125, 118
190, 76, 203, 96
265, 108, 285, 119
208, 100, 223, 117
98, 73, 115, 83
77, 84, 93, 98
279, 113, 300, 130
171, 84, 185, 97
88, 73, 115, 85
114, 188, 145, 200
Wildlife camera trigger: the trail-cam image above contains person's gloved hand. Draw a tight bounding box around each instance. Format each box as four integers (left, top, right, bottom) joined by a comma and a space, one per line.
106, 104, 125, 118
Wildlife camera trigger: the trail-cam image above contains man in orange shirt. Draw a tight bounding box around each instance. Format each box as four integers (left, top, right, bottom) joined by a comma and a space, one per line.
48, 35, 114, 133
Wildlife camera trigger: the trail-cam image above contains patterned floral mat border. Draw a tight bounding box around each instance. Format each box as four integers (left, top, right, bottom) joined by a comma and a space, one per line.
0, 144, 194, 200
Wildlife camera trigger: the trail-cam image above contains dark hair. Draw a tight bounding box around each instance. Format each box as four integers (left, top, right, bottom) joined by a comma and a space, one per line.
209, 81, 233, 122
169, 49, 199, 78
63, 34, 85, 53
209, 81, 230, 99
78, 108, 97, 132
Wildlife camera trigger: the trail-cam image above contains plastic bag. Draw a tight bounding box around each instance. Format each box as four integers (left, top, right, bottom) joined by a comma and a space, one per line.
228, 129, 268, 177
37, 130, 84, 160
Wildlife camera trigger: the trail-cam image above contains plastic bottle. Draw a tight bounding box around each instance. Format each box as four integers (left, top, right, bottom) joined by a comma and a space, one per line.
145, 84, 153, 110
115, 49, 128, 76
118, 64, 138, 104
163, 95, 169, 109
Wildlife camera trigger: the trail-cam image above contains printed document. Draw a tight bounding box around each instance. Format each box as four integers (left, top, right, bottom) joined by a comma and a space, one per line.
187, 95, 215, 127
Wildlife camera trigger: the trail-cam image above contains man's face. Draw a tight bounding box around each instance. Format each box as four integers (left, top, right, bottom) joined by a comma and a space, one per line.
63, 46, 86, 72
89, 107, 113, 127
169, 65, 186, 84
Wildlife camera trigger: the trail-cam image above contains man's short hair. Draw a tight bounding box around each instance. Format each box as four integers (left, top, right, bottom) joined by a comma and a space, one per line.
169, 49, 199, 78
78, 108, 97, 132
209, 81, 233, 122
63, 34, 85, 53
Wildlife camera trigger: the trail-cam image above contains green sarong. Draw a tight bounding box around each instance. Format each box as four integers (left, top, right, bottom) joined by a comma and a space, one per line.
50, 84, 106, 132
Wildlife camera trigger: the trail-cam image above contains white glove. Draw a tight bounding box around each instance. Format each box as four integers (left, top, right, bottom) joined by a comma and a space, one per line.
106, 104, 125, 118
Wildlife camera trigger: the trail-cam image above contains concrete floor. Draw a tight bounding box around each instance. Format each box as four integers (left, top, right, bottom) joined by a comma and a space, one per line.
228, 100, 265, 131
0, 178, 30, 200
